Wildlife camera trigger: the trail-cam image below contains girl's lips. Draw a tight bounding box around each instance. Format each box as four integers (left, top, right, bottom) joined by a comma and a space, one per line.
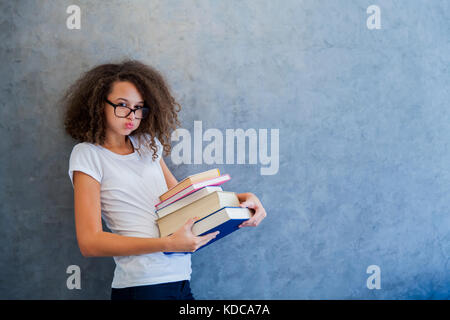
125, 123, 134, 128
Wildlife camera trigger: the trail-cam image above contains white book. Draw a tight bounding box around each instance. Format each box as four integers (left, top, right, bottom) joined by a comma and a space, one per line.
156, 186, 223, 219
155, 174, 231, 211
191, 207, 253, 236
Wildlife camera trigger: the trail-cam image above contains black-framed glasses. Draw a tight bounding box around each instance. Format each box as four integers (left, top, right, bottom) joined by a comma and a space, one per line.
105, 99, 150, 119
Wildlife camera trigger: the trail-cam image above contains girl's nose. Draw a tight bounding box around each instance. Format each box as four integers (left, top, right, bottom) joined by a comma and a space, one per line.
127, 111, 136, 121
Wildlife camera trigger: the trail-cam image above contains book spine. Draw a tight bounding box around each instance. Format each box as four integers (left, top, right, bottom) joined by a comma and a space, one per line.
155, 174, 231, 209
156, 187, 224, 219
156, 186, 202, 210
159, 168, 221, 201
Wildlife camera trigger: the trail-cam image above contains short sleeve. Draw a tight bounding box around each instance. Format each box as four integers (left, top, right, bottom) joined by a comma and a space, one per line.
68, 143, 103, 188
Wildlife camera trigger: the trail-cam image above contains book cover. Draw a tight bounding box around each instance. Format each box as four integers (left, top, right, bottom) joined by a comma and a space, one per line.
159, 168, 221, 201
155, 174, 231, 210
156, 186, 223, 219
157, 191, 240, 237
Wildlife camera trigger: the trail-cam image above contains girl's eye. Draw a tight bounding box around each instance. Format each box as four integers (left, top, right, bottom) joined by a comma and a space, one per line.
117, 103, 143, 109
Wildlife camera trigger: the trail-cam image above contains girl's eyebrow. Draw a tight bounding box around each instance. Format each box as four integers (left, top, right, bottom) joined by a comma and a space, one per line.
117, 97, 145, 104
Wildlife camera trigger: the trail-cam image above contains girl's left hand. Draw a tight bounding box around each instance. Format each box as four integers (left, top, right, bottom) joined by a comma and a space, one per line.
236, 192, 267, 228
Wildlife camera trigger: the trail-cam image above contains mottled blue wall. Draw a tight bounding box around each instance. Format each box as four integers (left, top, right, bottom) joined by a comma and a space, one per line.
0, 0, 448, 299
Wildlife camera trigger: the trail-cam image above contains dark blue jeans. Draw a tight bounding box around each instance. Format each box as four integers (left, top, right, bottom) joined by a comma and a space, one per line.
111, 280, 195, 300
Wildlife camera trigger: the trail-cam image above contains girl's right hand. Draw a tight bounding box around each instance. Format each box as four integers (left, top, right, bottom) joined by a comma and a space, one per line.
165, 217, 220, 252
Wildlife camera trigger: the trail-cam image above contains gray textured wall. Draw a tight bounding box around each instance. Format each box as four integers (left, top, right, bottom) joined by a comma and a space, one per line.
0, 0, 449, 299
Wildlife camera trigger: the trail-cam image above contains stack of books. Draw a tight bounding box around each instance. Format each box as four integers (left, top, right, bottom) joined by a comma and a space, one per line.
155, 168, 253, 253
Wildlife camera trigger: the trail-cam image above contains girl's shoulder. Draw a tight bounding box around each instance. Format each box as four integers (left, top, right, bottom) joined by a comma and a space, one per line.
70, 141, 101, 158
72, 140, 98, 150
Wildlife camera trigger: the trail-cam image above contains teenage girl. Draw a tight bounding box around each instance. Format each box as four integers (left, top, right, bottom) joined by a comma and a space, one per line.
63, 60, 267, 300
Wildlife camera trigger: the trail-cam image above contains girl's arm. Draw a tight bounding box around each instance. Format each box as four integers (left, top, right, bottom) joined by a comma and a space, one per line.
73, 171, 216, 257
160, 157, 178, 190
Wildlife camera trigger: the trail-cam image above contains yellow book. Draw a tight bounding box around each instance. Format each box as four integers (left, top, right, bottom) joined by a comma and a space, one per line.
157, 191, 240, 237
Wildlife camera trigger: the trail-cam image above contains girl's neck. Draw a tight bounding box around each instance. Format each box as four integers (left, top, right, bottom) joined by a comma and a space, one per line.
103, 135, 132, 150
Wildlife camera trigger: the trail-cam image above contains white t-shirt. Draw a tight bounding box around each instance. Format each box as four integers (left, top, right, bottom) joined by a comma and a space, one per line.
68, 133, 191, 288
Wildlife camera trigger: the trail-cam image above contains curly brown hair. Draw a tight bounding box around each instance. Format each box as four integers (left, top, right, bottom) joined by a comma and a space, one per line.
62, 59, 181, 160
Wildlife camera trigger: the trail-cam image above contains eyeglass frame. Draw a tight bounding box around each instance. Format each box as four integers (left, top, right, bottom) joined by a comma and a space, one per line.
105, 98, 150, 119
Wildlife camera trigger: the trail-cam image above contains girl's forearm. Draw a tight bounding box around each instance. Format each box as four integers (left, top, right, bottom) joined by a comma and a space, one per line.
165, 172, 178, 190
80, 231, 170, 257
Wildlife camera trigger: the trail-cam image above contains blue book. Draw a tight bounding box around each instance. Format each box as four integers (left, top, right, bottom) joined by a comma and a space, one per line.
163, 206, 253, 254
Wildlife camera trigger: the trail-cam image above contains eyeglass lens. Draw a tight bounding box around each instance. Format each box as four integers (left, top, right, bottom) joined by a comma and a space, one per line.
115, 106, 149, 119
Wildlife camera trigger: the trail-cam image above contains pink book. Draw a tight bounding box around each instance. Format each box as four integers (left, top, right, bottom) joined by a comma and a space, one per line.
155, 174, 231, 210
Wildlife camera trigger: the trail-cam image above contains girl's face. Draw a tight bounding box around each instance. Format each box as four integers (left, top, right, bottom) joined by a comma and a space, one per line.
104, 81, 144, 137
